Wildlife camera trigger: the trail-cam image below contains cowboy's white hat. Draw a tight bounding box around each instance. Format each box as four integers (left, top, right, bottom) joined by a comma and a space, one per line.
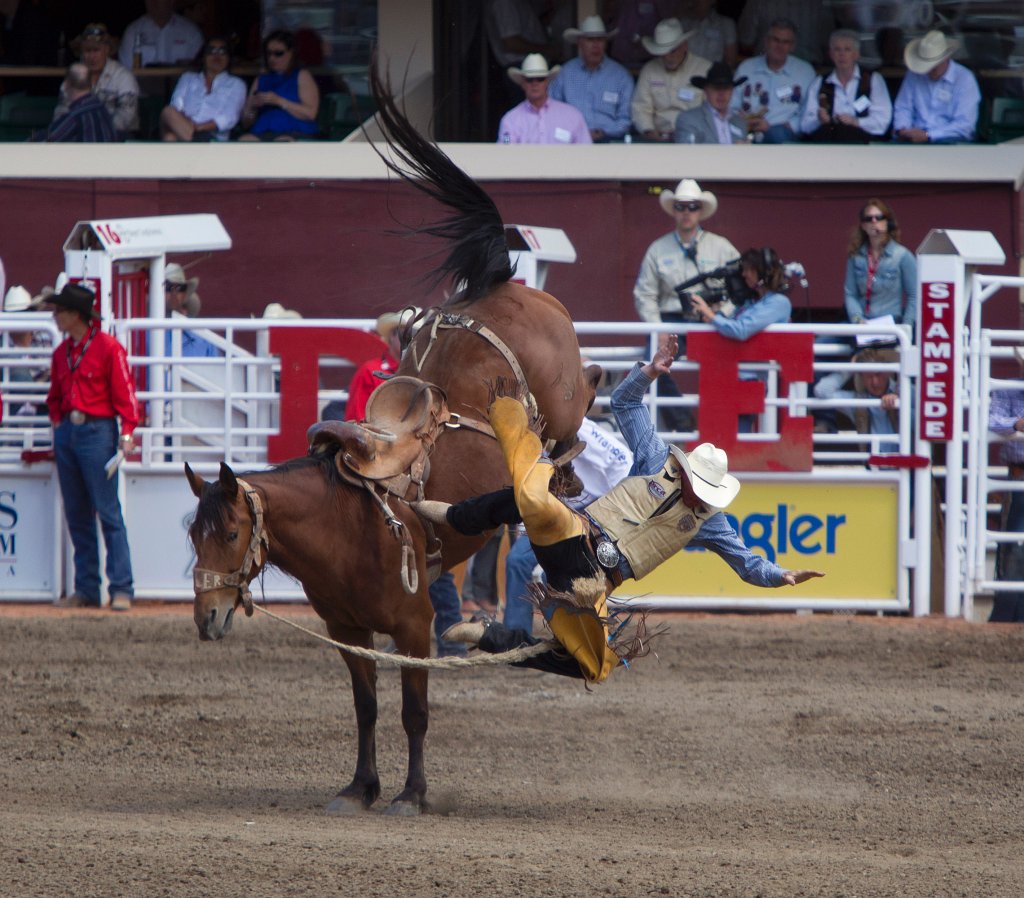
262, 302, 302, 320
507, 53, 560, 87
375, 311, 402, 337
659, 178, 718, 221
641, 18, 694, 57
904, 30, 959, 74
672, 442, 740, 509
3, 285, 32, 313
564, 15, 618, 42
165, 262, 199, 294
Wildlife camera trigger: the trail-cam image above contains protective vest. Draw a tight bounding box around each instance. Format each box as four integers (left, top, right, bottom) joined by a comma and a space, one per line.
586, 446, 716, 580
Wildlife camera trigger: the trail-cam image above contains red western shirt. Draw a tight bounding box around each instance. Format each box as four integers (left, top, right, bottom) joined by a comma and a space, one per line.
46, 325, 139, 436
344, 351, 399, 422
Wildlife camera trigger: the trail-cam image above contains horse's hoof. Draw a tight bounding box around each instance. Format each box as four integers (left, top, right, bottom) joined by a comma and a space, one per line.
326, 795, 368, 816
383, 799, 422, 817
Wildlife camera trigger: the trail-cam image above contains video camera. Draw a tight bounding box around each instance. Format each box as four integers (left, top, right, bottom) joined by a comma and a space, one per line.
672, 258, 754, 315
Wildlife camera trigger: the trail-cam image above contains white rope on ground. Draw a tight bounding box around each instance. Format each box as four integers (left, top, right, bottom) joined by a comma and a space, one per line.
252, 604, 555, 670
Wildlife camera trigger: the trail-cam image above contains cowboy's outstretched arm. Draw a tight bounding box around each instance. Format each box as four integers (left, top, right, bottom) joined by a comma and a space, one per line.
641, 334, 677, 379
782, 569, 825, 586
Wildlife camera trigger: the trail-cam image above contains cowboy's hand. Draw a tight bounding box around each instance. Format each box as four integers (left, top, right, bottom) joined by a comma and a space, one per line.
782, 569, 825, 586
119, 433, 135, 454
645, 334, 677, 378
881, 393, 899, 411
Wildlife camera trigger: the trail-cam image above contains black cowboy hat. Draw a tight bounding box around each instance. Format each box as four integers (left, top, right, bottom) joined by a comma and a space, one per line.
691, 61, 747, 90
32, 283, 100, 320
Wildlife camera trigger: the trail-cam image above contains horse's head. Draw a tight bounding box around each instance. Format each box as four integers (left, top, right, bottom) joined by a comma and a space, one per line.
185, 462, 268, 641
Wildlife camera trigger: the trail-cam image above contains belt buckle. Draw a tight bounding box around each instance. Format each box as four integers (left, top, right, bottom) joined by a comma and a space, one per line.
69, 410, 87, 425
595, 539, 620, 570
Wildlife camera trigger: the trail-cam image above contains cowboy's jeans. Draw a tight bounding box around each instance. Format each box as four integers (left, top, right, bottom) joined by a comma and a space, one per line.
54, 418, 134, 604
429, 571, 465, 656
504, 533, 539, 633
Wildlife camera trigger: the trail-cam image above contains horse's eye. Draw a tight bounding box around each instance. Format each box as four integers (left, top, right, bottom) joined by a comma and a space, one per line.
228, 531, 239, 542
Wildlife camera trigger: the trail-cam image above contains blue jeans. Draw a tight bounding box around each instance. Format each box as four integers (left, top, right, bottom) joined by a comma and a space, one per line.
54, 418, 133, 604
503, 534, 540, 633
429, 571, 466, 656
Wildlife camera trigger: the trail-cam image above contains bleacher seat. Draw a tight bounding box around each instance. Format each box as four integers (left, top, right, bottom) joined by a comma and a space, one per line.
0, 93, 58, 141
318, 90, 376, 140
980, 98, 1024, 144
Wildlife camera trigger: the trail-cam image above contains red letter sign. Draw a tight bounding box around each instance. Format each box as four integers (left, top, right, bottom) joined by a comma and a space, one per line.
918, 281, 955, 441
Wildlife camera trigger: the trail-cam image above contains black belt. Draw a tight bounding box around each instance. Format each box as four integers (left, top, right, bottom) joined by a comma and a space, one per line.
63, 411, 113, 425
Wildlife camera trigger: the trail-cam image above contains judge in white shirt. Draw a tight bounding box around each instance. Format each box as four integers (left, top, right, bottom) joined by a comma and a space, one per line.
118, 0, 203, 68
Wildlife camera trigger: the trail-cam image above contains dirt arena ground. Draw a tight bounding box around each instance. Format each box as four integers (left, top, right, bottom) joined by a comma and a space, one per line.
2, 603, 1023, 898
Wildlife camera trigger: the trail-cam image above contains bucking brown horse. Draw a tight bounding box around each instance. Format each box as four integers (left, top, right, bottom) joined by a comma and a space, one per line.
185, 69, 601, 815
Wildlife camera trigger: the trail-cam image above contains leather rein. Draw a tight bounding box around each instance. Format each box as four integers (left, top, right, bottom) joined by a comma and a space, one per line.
192, 477, 269, 617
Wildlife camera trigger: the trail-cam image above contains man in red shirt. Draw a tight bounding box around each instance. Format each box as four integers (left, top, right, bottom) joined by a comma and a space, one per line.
40, 284, 138, 610
343, 310, 402, 422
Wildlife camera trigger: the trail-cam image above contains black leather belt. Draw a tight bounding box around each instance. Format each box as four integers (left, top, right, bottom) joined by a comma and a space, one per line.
64, 411, 112, 425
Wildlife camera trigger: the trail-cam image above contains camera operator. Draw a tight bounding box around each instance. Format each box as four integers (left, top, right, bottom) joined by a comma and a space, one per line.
634, 178, 738, 431
691, 247, 792, 432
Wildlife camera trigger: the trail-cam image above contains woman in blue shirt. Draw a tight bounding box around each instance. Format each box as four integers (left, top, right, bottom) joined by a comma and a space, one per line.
844, 198, 917, 328
239, 30, 320, 141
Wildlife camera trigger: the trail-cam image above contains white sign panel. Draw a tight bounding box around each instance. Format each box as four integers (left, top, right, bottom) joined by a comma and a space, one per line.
63, 214, 232, 259
0, 468, 62, 601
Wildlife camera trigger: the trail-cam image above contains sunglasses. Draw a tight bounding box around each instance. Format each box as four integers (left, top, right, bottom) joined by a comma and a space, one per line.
524, 76, 547, 83
266, 48, 289, 58
861, 214, 887, 223
674, 201, 702, 213
206, 46, 228, 55
165, 282, 188, 292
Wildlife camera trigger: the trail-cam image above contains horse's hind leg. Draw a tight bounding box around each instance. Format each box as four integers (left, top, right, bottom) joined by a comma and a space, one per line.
385, 619, 431, 816
325, 624, 381, 815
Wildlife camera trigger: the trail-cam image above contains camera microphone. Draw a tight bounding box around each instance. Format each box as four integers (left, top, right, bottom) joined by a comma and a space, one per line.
784, 261, 808, 288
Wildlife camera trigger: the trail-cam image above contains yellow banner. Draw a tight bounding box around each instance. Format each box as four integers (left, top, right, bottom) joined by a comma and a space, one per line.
613, 481, 898, 601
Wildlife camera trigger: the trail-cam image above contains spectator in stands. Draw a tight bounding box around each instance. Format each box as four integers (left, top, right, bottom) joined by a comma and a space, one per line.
486, 0, 563, 70
36, 284, 137, 611
497, 53, 591, 144
603, 0, 676, 75
988, 366, 1024, 622
801, 29, 893, 144
732, 18, 815, 143
164, 263, 219, 358
160, 37, 245, 142
550, 15, 633, 142
30, 62, 118, 142
56, 23, 138, 137
631, 18, 710, 142
679, 0, 737, 67
892, 30, 981, 144
239, 30, 320, 142
118, 0, 204, 69
737, 0, 834, 66
673, 60, 748, 144
2, 284, 51, 422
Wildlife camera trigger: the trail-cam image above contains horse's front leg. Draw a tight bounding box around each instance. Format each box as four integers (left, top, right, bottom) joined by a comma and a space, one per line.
325, 622, 381, 815
385, 614, 432, 816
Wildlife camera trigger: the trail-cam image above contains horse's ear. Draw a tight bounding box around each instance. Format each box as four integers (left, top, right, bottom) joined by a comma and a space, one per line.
219, 462, 239, 500
184, 463, 205, 498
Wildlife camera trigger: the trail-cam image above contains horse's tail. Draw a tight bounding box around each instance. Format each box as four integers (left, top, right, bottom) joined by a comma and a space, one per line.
368, 64, 513, 304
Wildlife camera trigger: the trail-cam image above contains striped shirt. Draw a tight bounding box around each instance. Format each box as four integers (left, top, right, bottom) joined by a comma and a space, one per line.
33, 93, 118, 143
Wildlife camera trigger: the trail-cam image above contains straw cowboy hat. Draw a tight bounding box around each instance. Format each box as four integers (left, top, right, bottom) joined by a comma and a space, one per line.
507, 53, 560, 87
641, 18, 694, 56
375, 311, 402, 338
71, 22, 117, 55
659, 178, 719, 220
3, 285, 32, 313
691, 61, 747, 90
165, 262, 199, 294
672, 442, 740, 509
904, 30, 959, 74
262, 302, 302, 320
563, 15, 618, 42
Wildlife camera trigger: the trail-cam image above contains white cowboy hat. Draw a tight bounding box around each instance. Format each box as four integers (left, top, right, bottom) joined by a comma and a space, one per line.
904, 30, 959, 74
672, 442, 740, 509
564, 15, 618, 42
659, 178, 718, 221
641, 18, 694, 57
508, 53, 560, 87
262, 302, 302, 320
375, 311, 402, 337
3, 285, 32, 312
165, 262, 199, 294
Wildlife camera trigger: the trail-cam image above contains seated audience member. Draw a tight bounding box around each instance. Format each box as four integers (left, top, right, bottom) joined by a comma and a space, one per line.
801, 29, 892, 144
892, 30, 980, 144
497, 53, 591, 144
673, 61, 748, 143
163, 263, 219, 357
239, 30, 320, 142
54, 23, 138, 137
30, 63, 118, 142
604, 0, 676, 75
631, 18, 711, 141
679, 0, 738, 67
119, 0, 204, 68
161, 37, 246, 142
829, 347, 901, 453
737, 0, 834, 66
731, 18, 814, 143
485, 0, 562, 71
549, 15, 633, 142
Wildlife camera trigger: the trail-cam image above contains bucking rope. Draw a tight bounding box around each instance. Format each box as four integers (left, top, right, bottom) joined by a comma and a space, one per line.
251, 604, 555, 670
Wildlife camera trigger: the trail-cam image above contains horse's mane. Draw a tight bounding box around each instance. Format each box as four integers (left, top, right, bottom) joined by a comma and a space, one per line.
368, 63, 514, 304
188, 450, 344, 547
